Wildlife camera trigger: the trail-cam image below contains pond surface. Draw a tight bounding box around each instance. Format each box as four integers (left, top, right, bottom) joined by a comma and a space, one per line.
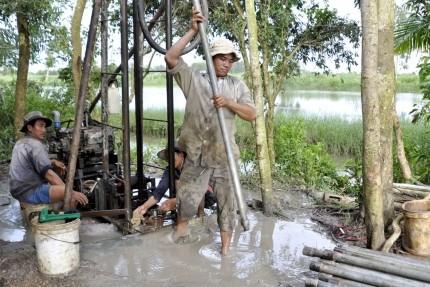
129, 87, 421, 121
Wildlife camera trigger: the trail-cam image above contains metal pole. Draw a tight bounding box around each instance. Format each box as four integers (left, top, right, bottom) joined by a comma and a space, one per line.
303, 246, 430, 283
120, 0, 131, 222
133, 0, 145, 200
64, 0, 102, 211
89, 5, 165, 113
165, 0, 176, 199
101, 0, 109, 180
310, 260, 428, 287
334, 244, 430, 270
192, 0, 249, 231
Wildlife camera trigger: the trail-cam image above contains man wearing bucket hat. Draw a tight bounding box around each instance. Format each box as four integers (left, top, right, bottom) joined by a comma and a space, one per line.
133, 141, 216, 217
9, 111, 88, 208
165, 8, 256, 254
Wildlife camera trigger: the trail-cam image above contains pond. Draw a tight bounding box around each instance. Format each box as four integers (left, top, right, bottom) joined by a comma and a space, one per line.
129, 87, 422, 121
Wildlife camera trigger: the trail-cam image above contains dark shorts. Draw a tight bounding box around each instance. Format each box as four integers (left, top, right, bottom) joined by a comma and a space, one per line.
177, 158, 237, 231
25, 184, 51, 204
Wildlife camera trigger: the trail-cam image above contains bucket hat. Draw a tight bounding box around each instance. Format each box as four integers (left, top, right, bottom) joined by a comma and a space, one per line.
156, 141, 185, 161
20, 111, 52, 132
209, 38, 240, 62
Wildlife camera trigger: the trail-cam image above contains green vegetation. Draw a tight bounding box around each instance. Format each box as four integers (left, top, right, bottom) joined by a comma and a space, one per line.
283, 72, 420, 93
0, 70, 426, 194
1, 70, 420, 92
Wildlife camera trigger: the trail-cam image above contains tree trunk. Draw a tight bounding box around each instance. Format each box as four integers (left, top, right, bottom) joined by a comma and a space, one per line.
392, 111, 413, 181
361, 0, 385, 250
378, 0, 396, 226
244, 0, 279, 215
71, 0, 86, 101
14, 14, 30, 140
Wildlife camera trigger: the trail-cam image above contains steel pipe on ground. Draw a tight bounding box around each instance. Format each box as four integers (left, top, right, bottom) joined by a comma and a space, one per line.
334, 244, 430, 270
310, 260, 428, 287
305, 278, 338, 287
318, 273, 373, 287
303, 246, 430, 283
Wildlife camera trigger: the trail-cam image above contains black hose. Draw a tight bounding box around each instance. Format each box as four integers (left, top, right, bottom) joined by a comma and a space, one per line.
137, 0, 208, 55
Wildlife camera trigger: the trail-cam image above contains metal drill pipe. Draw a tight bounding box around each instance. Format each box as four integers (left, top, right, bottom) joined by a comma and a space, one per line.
334, 244, 430, 270
310, 260, 428, 287
192, 0, 249, 231
64, 0, 102, 211
303, 246, 430, 283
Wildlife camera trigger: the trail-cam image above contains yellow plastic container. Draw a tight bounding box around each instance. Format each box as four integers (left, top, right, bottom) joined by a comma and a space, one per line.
402, 200, 430, 256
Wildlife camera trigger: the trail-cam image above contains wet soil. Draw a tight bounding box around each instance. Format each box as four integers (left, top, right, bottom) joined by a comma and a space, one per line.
0, 163, 368, 287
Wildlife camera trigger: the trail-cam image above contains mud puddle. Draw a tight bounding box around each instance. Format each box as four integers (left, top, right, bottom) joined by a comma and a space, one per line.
1, 179, 337, 286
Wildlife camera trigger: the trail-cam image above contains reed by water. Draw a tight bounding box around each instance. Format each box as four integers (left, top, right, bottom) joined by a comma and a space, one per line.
113, 108, 429, 161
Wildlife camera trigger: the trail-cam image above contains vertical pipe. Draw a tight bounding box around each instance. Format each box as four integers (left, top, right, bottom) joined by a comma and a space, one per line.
165, 0, 176, 199
133, 0, 145, 200
64, 0, 102, 211
120, 0, 131, 221
101, 0, 109, 180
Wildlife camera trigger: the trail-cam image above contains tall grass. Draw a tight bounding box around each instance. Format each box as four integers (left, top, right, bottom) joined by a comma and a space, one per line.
283, 72, 420, 93
305, 116, 363, 157
120, 110, 429, 163
303, 115, 430, 158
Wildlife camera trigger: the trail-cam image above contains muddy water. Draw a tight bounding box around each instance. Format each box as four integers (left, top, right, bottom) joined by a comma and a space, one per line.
1, 179, 336, 286
81, 213, 335, 286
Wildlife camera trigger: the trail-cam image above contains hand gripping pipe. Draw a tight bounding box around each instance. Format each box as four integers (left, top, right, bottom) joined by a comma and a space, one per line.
192, 0, 249, 231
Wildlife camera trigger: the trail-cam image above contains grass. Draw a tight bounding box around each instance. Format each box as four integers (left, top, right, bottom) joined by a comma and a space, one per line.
283, 72, 420, 93
0, 70, 421, 93
139, 71, 421, 93
110, 109, 430, 168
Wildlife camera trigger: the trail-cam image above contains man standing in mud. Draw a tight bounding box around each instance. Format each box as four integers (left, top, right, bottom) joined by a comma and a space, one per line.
164, 7, 256, 255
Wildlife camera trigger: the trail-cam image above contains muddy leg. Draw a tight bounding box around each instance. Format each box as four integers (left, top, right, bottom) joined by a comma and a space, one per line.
173, 216, 189, 241
220, 230, 233, 255
197, 197, 205, 217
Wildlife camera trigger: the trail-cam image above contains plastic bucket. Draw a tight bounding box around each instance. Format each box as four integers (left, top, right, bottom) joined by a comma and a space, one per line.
20, 202, 54, 226
402, 200, 430, 256
31, 216, 81, 276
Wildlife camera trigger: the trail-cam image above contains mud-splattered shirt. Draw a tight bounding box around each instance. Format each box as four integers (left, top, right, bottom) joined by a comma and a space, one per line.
9, 135, 52, 202
168, 57, 255, 168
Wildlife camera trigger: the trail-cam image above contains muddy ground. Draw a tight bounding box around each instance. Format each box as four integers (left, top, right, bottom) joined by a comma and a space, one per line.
0, 162, 370, 287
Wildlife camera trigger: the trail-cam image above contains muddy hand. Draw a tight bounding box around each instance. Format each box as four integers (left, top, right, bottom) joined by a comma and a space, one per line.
212, 95, 231, 109
52, 159, 67, 176
73, 191, 88, 205
191, 6, 204, 32
159, 198, 177, 214
136, 205, 148, 215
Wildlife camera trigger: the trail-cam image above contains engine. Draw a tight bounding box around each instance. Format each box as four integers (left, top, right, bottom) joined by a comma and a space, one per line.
48, 111, 121, 210
47, 111, 155, 213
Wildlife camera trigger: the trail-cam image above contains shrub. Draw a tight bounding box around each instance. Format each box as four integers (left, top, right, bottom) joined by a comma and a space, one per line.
273, 115, 348, 191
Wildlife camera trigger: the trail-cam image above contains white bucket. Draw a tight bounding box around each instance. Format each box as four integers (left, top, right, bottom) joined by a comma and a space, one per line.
31, 216, 81, 276
20, 202, 54, 226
